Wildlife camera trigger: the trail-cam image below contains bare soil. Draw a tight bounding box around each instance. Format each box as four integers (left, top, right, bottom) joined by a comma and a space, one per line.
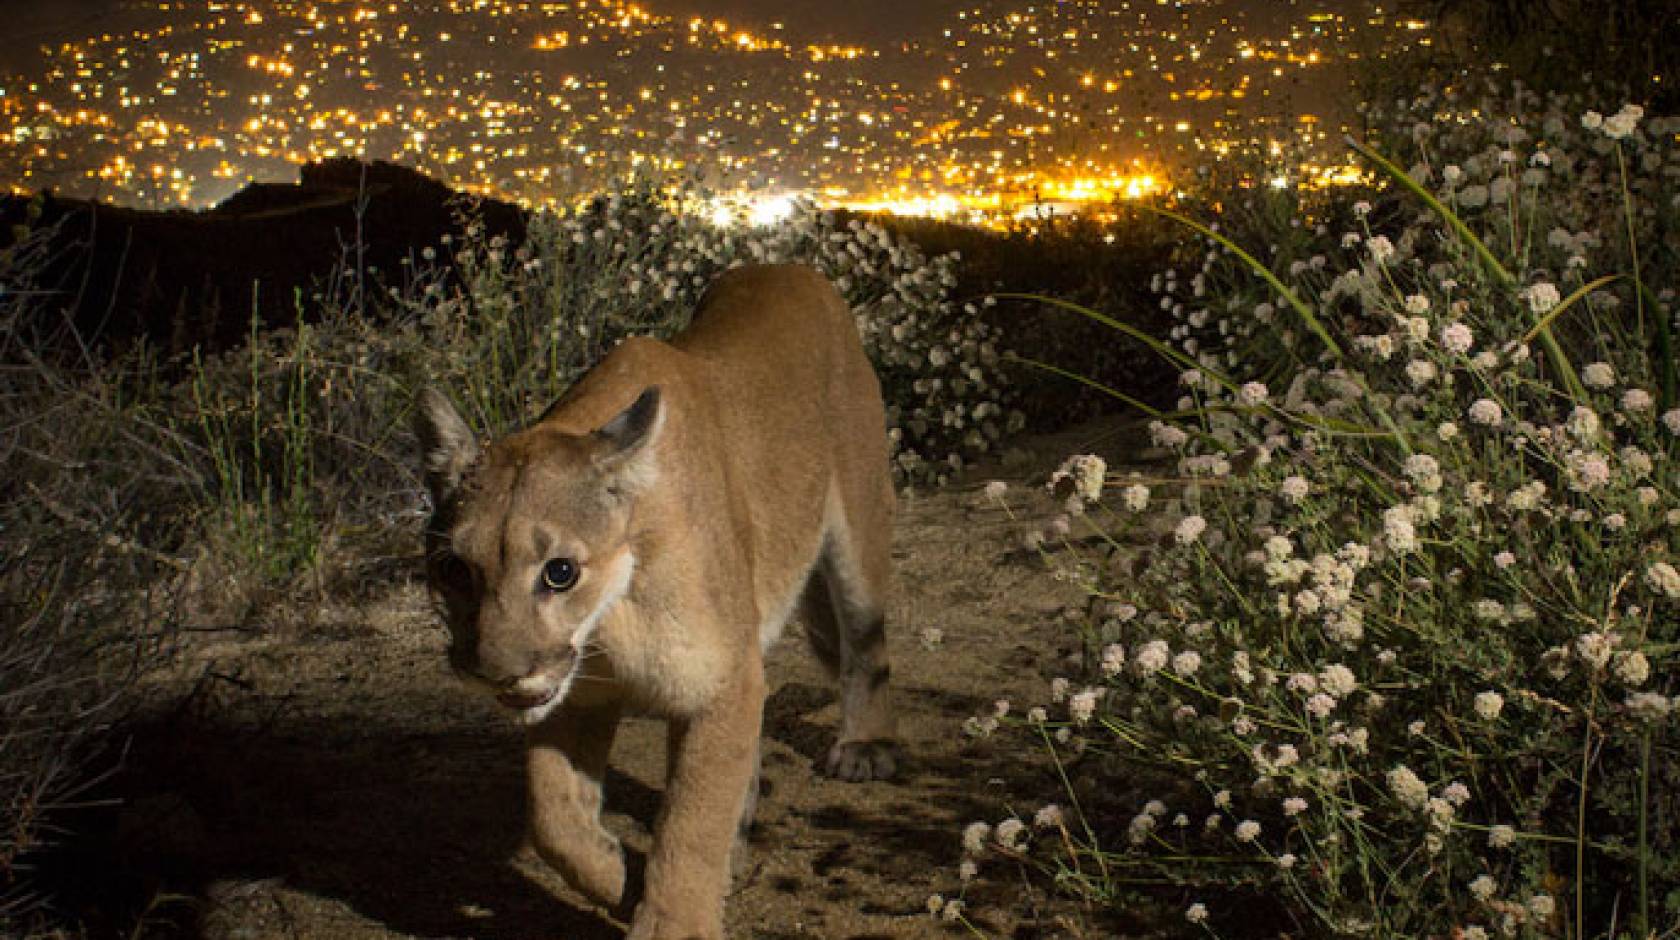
93, 420, 1151, 940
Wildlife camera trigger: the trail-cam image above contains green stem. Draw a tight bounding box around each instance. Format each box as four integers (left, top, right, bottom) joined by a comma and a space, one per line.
1638, 729, 1651, 939
1575, 685, 1597, 940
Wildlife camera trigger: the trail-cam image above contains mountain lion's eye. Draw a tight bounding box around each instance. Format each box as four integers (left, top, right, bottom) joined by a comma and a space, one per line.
540, 557, 580, 592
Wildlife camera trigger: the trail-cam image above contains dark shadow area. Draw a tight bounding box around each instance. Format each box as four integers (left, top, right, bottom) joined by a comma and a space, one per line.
29, 701, 663, 939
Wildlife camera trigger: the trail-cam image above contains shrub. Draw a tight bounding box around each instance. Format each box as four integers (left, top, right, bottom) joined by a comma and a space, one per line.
957, 89, 1678, 938
0, 214, 177, 930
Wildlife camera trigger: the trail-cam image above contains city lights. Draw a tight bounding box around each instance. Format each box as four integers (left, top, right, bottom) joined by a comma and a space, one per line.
0, 0, 1425, 223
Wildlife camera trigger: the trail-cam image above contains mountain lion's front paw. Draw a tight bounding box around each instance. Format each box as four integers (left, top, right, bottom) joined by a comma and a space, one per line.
625, 904, 721, 940
824, 739, 899, 781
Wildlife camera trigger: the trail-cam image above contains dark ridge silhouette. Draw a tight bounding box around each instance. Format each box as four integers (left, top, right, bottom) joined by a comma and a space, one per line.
1, 158, 526, 359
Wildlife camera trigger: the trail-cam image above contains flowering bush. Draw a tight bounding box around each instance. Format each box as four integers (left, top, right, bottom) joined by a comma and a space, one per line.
957, 91, 1679, 938
356, 184, 1018, 488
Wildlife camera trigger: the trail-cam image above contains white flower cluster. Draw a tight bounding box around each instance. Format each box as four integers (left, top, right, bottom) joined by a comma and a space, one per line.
978, 84, 1680, 937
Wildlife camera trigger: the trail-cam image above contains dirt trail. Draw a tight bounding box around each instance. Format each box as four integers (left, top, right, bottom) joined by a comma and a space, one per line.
114, 421, 1144, 940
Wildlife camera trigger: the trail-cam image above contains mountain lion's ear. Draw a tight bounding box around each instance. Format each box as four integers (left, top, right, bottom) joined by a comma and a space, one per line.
415, 387, 479, 504
593, 386, 663, 488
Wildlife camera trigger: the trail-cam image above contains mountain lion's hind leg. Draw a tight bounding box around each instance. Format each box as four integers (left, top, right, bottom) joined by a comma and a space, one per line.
803, 487, 898, 782
526, 703, 629, 912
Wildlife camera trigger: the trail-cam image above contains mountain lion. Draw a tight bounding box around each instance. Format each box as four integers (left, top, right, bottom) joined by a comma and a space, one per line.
415, 264, 899, 939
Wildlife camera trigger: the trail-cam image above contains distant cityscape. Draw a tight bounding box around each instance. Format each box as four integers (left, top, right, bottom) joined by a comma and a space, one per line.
0, 0, 1429, 225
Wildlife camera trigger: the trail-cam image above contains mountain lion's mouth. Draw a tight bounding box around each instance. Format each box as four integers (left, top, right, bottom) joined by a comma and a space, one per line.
496, 683, 559, 711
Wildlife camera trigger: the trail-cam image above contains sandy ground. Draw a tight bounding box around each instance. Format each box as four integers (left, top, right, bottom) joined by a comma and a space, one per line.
108, 421, 1149, 940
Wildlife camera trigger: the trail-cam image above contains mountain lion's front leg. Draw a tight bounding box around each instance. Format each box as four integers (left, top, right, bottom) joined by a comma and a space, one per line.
628, 658, 764, 940
526, 702, 629, 912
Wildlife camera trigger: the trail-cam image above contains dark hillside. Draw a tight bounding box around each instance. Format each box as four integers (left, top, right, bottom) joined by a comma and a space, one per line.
1, 159, 525, 358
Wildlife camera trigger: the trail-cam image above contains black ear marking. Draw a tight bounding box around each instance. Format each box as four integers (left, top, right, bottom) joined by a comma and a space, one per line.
597, 386, 663, 457
415, 387, 480, 503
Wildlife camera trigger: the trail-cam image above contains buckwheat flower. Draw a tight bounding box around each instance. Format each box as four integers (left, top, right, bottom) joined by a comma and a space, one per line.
1232, 715, 1256, 735
1604, 103, 1644, 139
1149, 421, 1189, 448
1238, 381, 1270, 406
1282, 796, 1308, 816
1100, 644, 1126, 677
1494, 551, 1516, 569
1625, 692, 1673, 721
1068, 688, 1100, 724
1186, 902, 1209, 924
1567, 451, 1611, 492
1134, 639, 1170, 676
1582, 109, 1604, 129
1279, 475, 1310, 503
1050, 677, 1070, 703
1469, 398, 1504, 426
1294, 589, 1322, 615
1405, 359, 1437, 387
1383, 506, 1418, 554
1440, 322, 1474, 354
1114, 483, 1150, 513
1213, 789, 1233, 809
1472, 599, 1506, 621
1622, 388, 1654, 412
1388, 765, 1429, 809
1576, 632, 1615, 671
1442, 781, 1470, 806
1621, 447, 1653, 478
1402, 317, 1430, 344
1528, 894, 1556, 919
1175, 514, 1208, 544
1172, 650, 1203, 676
1462, 927, 1489, 940
1507, 481, 1546, 511
1612, 650, 1650, 686
1581, 361, 1616, 389
1488, 825, 1516, 849
1469, 874, 1498, 901
1306, 693, 1337, 718
1646, 561, 1680, 599
1276, 853, 1297, 870
1071, 455, 1106, 501
1520, 282, 1561, 315
1033, 803, 1064, 829
1180, 368, 1204, 388
1320, 664, 1358, 696
994, 817, 1027, 850
958, 858, 978, 882
1234, 819, 1262, 842
1026, 706, 1047, 724
961, 821, 991, 855
941, 898, 965, 923
1367, 235, 1395, 263
982, 480, 1008, 500
1473, 690, 1504, 720
1403, 454, 1440, 482
1663, 409, 1680, 435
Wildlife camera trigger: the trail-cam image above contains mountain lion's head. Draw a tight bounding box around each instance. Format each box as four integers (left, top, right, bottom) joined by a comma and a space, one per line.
414, 386, 662, 723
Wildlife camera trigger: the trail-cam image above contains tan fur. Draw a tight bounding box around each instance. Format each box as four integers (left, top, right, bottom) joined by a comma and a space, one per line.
415, 264, 899, 940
